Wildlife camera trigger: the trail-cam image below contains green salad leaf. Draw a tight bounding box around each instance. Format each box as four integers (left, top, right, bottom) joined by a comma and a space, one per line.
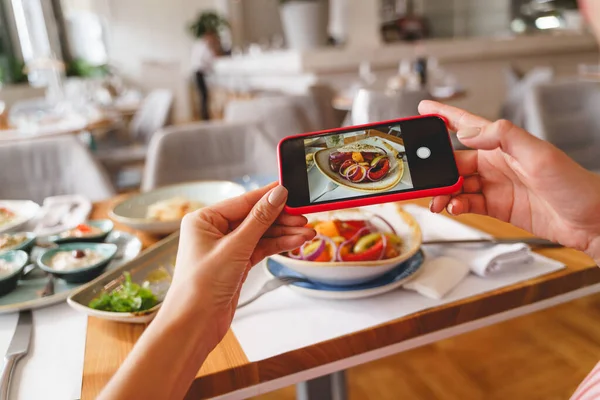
89, 272, 158, 313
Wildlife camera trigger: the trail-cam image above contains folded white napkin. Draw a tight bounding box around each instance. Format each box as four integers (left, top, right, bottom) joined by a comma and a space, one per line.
403, 256, 470, 299
32, 195, 92, 236
443, 243, 534, 277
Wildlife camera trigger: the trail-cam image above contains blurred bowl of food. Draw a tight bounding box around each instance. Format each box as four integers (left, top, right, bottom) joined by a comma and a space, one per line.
0, 250, 29, 296
37, 242, 118, 284
0, 232, 36, 255
270, 206, 422, 286
110, 181, 246, 235
45, 220, 114, 244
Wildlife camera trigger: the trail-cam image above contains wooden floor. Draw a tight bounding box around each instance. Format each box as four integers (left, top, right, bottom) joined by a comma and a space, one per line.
252, 293, 600, 400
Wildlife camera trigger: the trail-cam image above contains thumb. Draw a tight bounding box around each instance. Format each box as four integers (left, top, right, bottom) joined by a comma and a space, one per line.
232, 185, 288, 248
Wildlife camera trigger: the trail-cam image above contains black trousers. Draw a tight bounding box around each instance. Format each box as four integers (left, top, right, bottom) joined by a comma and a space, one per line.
195, 71, 210, 120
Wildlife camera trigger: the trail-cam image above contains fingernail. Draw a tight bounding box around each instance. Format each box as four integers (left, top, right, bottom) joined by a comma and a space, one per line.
428, 198, 434, 213
447, 203, 455, 215
457, 127, 481, 139
268, 185, 287, 207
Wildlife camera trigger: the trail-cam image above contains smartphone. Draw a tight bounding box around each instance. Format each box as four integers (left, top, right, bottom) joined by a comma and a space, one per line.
278, 114, 463, 215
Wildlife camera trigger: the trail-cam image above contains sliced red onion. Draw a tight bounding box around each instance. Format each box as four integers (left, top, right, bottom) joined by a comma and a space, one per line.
319, 235, 338, 262
343, 164, 358, 179
300, 238, 326, 261
373, 215, 397, 234
378, 233, 388, 260
353, 165, 367, 182
288, 249, 303, 259
335, 227, 371, 261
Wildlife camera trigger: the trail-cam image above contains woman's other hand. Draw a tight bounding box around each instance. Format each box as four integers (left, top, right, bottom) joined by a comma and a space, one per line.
420, 100, 600, 263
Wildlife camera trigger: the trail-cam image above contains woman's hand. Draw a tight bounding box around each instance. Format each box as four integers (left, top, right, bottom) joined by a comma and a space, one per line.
162, 183, 315, 348
99, 183, 315, 400
419, 101, 600, 263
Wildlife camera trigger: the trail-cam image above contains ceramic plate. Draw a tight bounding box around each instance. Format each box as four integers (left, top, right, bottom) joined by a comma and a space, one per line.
313, 137, 405, 193
110, 181, 246, 235
68, 232, 178, 324
0, 230, 142, 314
0, 200, 41, 234
265, 250, 424, 300
270, 205, 422, 285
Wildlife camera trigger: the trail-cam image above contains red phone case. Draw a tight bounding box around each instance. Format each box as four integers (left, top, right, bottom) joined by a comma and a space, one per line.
278, 114, 463, 215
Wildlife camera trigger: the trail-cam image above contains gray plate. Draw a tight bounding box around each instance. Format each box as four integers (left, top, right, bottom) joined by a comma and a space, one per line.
0, 230, 142, 314
67, 232, 178, 324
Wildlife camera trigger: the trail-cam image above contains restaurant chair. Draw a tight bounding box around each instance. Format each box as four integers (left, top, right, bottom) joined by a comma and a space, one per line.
500, 66, 553, 126
141, 121, 277, 191
524, 80, 600, 172
95, 89, 174, 189
0, 135, 115, 203
224, 97, 310, 144
351, 88, 432, 126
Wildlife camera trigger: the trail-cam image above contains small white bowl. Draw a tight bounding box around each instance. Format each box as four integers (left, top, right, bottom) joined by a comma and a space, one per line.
110, 181, 246, 235
270, 206, 422, 286
0, 200, 40, 234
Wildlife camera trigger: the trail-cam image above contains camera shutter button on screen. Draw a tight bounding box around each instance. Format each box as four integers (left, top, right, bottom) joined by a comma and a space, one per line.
416, 147, 431, 159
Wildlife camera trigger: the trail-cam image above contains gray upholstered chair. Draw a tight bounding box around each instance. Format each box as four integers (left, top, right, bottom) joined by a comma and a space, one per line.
95, 89, 174, 188
224, 97, 309, 144
0, 135, 115, 203
500, 66, 553, 126
350, 88, 433, 126
142, 121, 278, 191
524, 80, 600, 172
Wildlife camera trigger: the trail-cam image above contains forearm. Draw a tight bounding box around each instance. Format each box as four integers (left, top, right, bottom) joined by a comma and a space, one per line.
98, 307, 213, 400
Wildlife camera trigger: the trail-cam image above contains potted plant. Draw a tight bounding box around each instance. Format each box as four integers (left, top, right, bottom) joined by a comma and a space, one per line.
188, 11, 229, 55
280, 0, 329, 50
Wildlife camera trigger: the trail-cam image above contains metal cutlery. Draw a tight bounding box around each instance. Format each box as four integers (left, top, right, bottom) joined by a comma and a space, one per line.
422, 237, 562, 248
40, 273, 55, 298
0, 310, 33, 400
237, 276, 312, 309
313, 181, 339, 202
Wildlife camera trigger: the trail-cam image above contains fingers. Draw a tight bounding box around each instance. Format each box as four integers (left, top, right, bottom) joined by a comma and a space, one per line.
455, 150, 478, 176
232, 185, 289, 248
418, 101, 489, 132
252, 234, 313, 264
208, 182, 278, 223
462, 175, 482, 193
447, 194, 487, 216
430, 176, 483, 214
276, 212, 308, 227
264, 225, 315, 240
430, 195, 451, 213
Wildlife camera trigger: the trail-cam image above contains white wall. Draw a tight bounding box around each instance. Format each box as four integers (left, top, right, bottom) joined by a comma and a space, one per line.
66, 0, 218, 122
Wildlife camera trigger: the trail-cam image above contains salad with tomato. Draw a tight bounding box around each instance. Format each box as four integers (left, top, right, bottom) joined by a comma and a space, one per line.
287, 216, 403, 263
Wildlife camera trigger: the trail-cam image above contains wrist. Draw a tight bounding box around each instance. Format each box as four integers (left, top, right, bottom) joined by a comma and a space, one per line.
152, 307, 213, 353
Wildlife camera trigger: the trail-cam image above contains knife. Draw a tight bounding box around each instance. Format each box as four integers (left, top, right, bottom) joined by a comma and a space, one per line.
422, 237, 563, 248
0, 311, 33, 400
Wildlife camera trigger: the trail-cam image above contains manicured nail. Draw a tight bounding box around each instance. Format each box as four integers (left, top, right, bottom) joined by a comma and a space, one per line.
447, 202, 455, 215
268, 186, 288, 207
457, 127, 481, 139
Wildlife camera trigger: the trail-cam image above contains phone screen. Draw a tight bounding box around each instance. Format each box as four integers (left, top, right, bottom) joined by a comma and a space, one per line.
280, 116, 459, 208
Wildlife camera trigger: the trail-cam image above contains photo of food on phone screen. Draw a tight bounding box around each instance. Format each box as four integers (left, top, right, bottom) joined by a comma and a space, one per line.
305, 124, 413, 203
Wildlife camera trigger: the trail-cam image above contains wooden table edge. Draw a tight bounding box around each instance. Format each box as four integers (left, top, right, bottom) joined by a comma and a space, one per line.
187, 262, 600, 399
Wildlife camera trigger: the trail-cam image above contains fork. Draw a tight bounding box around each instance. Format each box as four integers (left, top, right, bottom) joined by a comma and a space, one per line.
313, 181, 339, 202
237, 276, 311, 309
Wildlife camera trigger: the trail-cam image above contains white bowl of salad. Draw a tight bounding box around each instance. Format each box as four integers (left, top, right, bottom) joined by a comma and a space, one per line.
270, 205, 422, 286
